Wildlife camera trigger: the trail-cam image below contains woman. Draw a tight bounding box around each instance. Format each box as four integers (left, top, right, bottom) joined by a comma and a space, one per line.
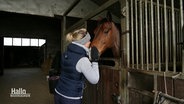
54, 28, 100, 104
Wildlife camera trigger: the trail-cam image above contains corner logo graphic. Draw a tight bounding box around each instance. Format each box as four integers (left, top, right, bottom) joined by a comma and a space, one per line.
10, 88, 31, 97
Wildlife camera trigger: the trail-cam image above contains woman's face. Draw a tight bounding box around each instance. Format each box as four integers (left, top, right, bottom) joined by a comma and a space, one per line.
84, 41, 91, 48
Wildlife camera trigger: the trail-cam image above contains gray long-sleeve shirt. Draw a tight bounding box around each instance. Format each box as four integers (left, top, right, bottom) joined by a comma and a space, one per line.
72, 42, 100, 84
76, 58, 99, 84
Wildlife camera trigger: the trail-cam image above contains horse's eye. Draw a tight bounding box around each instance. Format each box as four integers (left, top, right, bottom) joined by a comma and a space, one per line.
104, 29, 109, 34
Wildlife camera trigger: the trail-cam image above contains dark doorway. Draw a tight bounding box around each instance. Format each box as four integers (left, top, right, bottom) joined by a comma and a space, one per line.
0, 11, 61, 72
3, 46, 45, 68
0, 37, 3, 75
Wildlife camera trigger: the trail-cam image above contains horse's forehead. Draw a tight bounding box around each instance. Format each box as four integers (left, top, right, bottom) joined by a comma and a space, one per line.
95, 22, 111, 32
102, 22, 111, 28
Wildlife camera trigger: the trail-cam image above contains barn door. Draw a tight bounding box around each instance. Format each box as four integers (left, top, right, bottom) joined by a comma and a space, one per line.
0, 36, 4, 75
97, 65, 121, 104
83, 59, 121, 104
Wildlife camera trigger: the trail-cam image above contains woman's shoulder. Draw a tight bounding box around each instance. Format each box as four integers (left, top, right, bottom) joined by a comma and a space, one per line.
79, 57, 90, 62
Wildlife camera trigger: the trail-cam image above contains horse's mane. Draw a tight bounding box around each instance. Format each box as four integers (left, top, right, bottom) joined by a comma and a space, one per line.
97, 18, 109, 25
111, 22, 120, 57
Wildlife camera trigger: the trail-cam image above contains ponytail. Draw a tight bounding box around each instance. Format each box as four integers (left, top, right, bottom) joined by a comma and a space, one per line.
66, 28, 87, 43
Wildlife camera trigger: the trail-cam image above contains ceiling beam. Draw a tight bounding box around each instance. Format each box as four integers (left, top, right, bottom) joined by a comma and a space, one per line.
63, 0, 81, 16
65, 0, 119, 34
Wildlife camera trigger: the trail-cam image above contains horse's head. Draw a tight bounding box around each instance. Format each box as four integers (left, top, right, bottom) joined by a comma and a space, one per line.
90, 12, 120, 57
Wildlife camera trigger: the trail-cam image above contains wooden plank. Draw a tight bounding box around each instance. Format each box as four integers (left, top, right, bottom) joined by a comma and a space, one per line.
83, 82, 97, 104
128, 72, 154, 91
128, 69, 181, 78
129, 88, 154, 104
174, 79, 184, 98
65, 0, 119, 34
99, 67, 120, 104
63, 0, 81, 16
157, 76, 173, 96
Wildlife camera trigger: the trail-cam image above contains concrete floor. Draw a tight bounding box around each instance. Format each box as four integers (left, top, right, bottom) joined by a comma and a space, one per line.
0, 68, 54, 104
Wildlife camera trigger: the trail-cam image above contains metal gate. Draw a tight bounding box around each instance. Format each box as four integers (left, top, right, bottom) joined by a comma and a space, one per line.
122, 0, 184, 71
121, 0, 184, 104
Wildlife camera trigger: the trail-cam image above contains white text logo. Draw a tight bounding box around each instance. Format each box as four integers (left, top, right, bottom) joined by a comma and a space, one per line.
10, 88, 31, 97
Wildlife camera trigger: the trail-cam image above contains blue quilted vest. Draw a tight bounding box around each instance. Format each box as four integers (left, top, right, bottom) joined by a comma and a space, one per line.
55, 43, 87, 97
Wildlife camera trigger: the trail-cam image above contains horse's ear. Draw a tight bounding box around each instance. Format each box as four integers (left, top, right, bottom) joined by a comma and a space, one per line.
97, 17, 103, 21
106, 11, 112, 22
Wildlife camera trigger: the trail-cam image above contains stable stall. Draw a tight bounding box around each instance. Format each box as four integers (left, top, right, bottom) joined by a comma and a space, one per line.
60, 0, 184, 104
121, 0, 184, 104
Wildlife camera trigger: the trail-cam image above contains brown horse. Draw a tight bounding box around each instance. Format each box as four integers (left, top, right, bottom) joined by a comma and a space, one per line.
90, 12, 120, 57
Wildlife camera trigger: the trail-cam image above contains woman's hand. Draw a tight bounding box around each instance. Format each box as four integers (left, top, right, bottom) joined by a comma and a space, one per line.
90, 46, 100, 62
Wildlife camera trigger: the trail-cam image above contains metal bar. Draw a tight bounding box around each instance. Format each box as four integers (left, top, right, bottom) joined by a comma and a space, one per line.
61, 16, 66, 52
147, 0, 180, 11
180, 0, 184, 73
126, 0, 130, 100
176, 12, 182, 62
65, 0, 119, 34
63, 0, 81, 16
160, 7, 164, 65
182, 49, 184, 73
157, 0, 161, 72
145, 0, 149, 70
128, 68, 183, 78
151, 0, 155, 71
169, 10, 172, 63
135, 0, 139, 69
126, 0, 130, 68
123, 1, 130, 102
131, 0, 134, 68
159, 92, 184, 103
139, 0, 143, 69
154, 5, 158, 69
171, 0, 176, 73
164, 0, 169, 71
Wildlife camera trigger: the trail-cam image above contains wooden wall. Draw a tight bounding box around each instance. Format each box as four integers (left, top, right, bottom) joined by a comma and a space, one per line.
83, 59, 121, 104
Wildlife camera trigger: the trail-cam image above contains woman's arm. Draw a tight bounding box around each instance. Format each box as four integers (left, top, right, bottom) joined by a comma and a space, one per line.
76, 57, 99, 84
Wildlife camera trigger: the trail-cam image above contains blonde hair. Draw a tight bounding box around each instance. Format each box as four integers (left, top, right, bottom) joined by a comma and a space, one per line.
66, 28, 87, 42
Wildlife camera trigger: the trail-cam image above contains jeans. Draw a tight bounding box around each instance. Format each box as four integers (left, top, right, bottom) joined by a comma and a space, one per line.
54, 93, 82, 104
